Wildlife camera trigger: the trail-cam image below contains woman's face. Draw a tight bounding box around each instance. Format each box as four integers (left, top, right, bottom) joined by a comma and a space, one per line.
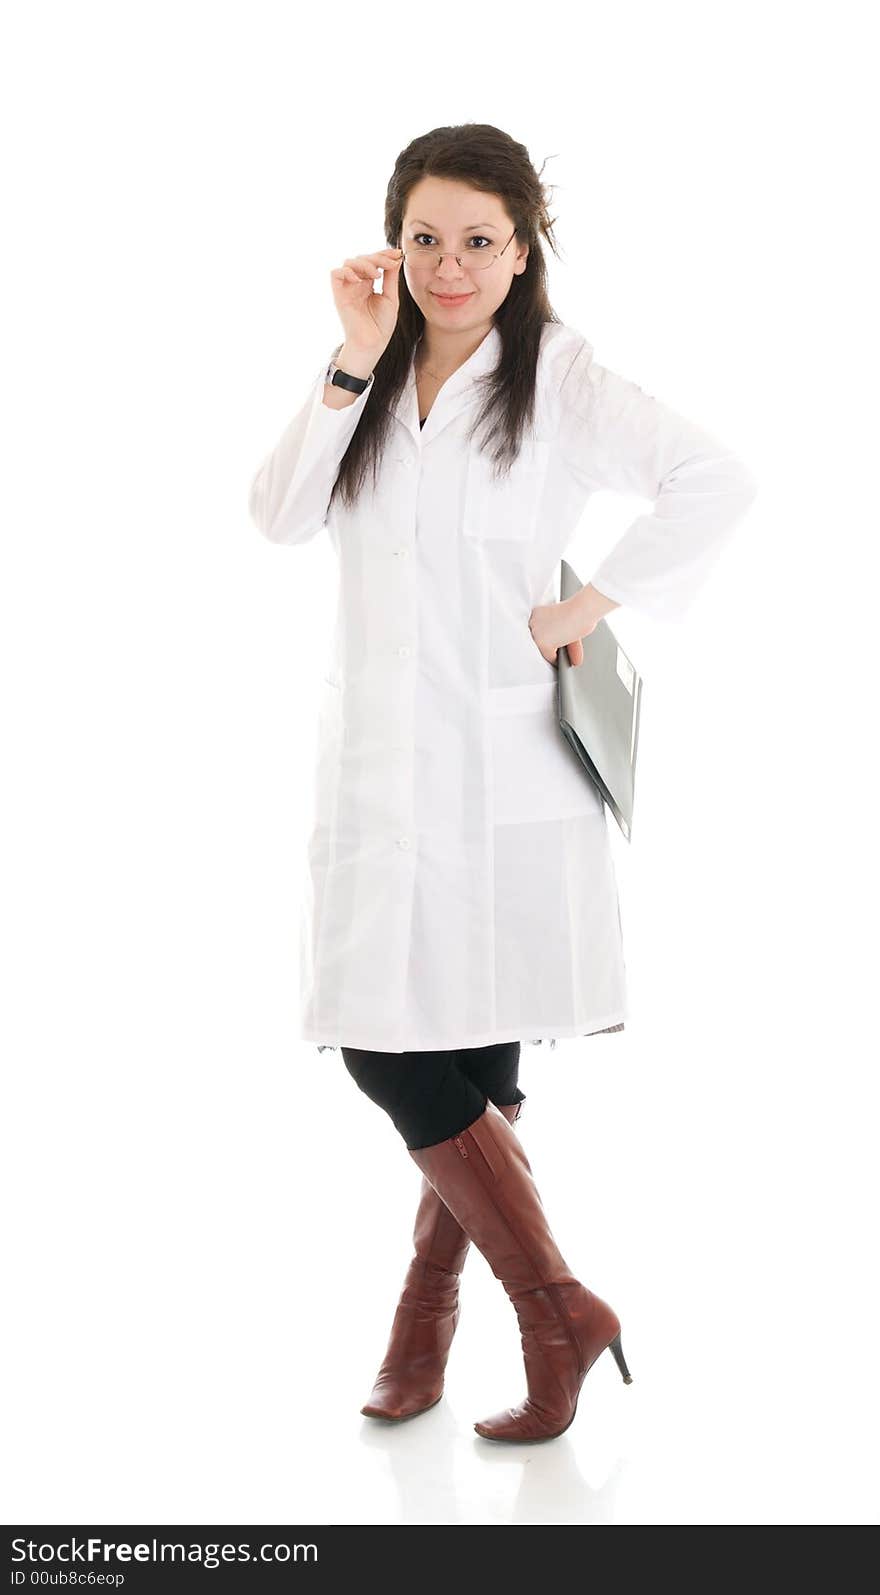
399, 176, 528, 334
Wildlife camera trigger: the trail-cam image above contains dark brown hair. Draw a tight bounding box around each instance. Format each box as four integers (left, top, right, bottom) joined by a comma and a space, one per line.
328, 123, 564, 515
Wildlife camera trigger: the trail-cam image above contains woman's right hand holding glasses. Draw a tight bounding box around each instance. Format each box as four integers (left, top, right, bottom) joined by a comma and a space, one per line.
329, 248, 405, 373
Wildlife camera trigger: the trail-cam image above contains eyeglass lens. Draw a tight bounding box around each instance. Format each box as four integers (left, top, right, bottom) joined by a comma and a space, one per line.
402, 248, 498, 270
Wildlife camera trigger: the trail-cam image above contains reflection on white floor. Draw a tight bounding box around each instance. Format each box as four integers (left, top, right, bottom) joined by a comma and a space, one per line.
6, 1010, 878, 1526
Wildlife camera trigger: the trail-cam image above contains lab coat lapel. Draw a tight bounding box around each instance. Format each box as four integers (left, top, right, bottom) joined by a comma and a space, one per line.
389, 324, 502, 448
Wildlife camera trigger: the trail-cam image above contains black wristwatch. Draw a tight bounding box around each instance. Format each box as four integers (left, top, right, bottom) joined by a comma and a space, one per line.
325, 359, 374, 395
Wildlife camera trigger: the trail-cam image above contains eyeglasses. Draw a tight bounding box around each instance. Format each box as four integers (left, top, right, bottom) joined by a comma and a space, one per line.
399, 225, 518, 272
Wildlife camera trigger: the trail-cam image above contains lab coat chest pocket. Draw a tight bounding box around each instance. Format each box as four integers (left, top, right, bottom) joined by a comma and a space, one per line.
463, 438, 552, 542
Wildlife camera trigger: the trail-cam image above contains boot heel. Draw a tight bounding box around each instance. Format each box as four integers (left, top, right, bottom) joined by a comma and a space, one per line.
608, 1330, 633, 1384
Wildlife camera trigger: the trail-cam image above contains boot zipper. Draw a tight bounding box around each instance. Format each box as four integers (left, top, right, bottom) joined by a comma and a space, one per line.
546, 1281, 589, 1375
454, 1137, 468, 1159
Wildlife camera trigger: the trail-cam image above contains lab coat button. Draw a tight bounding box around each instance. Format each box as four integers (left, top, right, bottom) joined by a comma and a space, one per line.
394, 546, 410, 558
396, 836, 411, 850
397, 645, 412, 658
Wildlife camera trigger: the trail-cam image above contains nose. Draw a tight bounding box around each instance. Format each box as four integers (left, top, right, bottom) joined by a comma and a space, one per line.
434, 257, 469, 285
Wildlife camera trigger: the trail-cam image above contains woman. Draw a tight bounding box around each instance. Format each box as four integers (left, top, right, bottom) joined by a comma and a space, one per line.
248, 124, 757, 1443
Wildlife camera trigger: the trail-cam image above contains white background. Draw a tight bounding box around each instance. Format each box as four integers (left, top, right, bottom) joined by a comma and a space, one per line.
3, 0, 878, 1527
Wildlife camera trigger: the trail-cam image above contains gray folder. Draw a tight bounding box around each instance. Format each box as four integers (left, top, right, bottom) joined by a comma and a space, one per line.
556, 558, 643, 842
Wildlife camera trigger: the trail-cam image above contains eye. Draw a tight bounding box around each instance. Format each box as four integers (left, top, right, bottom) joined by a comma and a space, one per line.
411, 234, 492, 249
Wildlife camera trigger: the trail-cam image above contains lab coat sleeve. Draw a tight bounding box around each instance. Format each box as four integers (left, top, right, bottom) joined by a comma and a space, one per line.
248, 355, 375, 545
557, 339, 758, 622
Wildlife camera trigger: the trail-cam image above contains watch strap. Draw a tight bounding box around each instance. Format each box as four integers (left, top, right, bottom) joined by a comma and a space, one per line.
326, 360, 373, 394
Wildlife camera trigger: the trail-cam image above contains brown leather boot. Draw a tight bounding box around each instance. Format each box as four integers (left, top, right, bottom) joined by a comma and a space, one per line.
408, 1098, 633, 1443
360, 1098, 525, 1422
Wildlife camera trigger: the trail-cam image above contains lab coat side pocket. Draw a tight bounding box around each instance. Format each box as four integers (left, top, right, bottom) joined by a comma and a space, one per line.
307, 679, 343, 861
487, 681, 605, 826
463, 439, 552, 542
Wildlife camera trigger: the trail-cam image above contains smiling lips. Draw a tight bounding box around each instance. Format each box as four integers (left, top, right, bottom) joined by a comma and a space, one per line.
433, 292, 473, 305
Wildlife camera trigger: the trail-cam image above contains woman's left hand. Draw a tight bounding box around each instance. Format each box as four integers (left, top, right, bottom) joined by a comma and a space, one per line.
527, 594, 598, 668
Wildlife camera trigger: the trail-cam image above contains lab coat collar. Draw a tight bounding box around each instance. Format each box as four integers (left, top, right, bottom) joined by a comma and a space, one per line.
390, 322, 502, 449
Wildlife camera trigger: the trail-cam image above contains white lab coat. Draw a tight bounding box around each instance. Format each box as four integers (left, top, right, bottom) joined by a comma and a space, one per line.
249, 321, 757, 1054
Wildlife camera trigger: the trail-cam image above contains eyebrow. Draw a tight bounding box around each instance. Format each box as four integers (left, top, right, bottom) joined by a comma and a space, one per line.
407, 219, 499, 232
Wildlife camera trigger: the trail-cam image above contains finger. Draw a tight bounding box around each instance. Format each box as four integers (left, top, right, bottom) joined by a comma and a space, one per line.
369, 250, 404, 271
341, 261, 386, 280
364, 260, 402, 284
332, 267, 369, 285
345, 252, 403, 271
